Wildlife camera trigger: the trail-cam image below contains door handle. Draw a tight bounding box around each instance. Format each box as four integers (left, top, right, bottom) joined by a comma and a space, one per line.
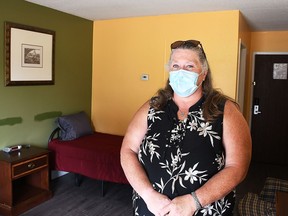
253, 105, 261, 115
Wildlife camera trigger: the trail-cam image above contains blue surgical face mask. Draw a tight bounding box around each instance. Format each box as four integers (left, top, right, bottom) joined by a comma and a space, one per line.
169, 69, 203, 97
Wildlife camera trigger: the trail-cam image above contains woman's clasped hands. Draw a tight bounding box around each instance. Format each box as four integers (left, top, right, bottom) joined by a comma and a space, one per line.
143, 190, 195, 216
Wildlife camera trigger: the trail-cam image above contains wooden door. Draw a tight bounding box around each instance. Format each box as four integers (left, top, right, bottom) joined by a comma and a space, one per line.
251, 53, 288, 165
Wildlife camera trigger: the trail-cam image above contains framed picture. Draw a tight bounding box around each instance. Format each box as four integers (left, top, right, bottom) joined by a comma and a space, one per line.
4, 22, 55, 86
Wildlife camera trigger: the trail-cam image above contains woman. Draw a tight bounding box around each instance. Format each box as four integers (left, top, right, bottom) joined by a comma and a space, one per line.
120, 40, 252, 216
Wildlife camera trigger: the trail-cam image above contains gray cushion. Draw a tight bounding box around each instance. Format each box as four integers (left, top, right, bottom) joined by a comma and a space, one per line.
57, 111, 93, 141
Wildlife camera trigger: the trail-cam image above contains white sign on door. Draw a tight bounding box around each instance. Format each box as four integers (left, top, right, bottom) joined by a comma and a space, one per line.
273, 63, 287, 80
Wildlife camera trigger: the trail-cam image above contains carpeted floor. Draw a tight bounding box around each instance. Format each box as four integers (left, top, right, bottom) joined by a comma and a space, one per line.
20, 161, 288, 216
21, 173, 133, 216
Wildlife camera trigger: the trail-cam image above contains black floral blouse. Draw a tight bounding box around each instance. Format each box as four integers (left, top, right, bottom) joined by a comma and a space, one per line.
133, 97, 235, 216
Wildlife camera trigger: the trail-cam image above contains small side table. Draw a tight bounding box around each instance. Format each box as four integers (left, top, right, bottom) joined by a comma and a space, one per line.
0, 146, 52, 216
276, 191, 288, 216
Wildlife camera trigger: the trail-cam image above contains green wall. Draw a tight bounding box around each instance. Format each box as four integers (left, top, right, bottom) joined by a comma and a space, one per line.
0, 0, 93, 148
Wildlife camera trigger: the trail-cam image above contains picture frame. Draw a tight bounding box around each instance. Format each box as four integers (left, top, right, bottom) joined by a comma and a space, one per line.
4, 22, 55, 86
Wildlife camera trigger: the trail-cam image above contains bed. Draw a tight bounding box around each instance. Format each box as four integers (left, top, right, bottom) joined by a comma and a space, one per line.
48, 112, 129, 195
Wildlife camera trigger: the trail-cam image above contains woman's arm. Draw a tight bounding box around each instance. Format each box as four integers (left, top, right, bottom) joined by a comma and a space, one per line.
120, 101, 171, 215
194, 100, 252, 207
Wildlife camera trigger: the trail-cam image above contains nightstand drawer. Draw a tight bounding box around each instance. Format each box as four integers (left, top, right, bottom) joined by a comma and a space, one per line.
12, 155, 48, 179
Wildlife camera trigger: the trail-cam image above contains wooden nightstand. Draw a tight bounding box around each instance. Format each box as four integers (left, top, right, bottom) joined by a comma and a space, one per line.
0, 146, 52, 216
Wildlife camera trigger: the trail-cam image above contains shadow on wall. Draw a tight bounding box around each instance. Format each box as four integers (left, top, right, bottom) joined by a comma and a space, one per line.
0, 117, 22, 126
0, 111, 62, 127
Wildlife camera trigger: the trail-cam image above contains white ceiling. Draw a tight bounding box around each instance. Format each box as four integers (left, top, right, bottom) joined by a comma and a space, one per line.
26, 0, 288, 31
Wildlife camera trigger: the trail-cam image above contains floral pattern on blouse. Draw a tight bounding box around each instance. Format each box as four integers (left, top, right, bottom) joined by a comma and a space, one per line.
133, 97, 235, 216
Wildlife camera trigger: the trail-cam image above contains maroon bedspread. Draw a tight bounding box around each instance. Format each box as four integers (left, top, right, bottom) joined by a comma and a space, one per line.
48, 132, 129, 184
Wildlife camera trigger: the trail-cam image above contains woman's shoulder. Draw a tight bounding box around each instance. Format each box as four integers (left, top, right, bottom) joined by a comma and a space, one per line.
223, 99, 243, 123
132, 100, 151, 120
125, 101, 150, 136
224, 99, 240, 113
210, 89, 238, 111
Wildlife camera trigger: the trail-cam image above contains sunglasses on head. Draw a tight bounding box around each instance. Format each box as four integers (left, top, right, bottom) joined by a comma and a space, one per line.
170, 40, 207, 59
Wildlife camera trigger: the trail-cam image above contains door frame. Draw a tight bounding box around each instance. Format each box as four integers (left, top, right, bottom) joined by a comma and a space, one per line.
249, 52, 288, 127
236, 39, 247, 113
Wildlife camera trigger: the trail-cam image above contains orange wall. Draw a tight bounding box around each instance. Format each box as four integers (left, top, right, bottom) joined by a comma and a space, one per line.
239, 12, 251, 49
92, 11, 241, 135
251, 31, 288, 52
